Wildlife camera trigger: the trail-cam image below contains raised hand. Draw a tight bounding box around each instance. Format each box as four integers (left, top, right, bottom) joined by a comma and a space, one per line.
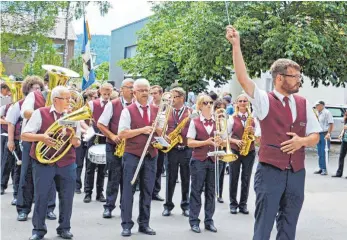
226, 25, 240, 46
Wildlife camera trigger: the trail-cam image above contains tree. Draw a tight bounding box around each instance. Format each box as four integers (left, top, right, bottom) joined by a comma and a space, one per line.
61, 1, 112, 67
118, 1, 347, 91
95, 62, 109, 81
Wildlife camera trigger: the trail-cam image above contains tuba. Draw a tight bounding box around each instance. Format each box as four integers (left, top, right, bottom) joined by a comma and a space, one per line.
42, 65, 80, 107
6, 81, 23, 103
69, 89, 85, 111
35, 105, 92, 164
239, 108, 256, 156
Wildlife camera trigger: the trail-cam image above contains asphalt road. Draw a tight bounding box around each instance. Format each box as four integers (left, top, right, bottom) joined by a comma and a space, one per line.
1, 144, 347, 240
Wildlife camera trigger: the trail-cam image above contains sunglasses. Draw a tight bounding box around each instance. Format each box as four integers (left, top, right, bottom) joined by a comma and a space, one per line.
238, 100, 248, 103
202, 101, 214, 106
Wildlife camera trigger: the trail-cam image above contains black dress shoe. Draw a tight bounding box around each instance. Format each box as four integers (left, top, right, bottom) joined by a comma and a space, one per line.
182, 209, 189, 217
139, 226, 156, 235
162, 209, 171, 216
121, 229, 131, 237
17, 212, 28, 221
314, 169, 322, 174
239, 207, 249, 214
230, 207, 238, 214
0, 188, 4, 195
29, 234, 43, 240
152, 194, 164, 201
96, 193, 106, 202
191, 225, 201, 233
11, 198, 17, 206
332, 174, 342, 178
103, 209, 112, 218
75, 189, 81, 194
217, 197, 224, 203
205, 224, 217, 232
58, 230, 73, 239
83, 194, 92, 203
46, 211, 57, 220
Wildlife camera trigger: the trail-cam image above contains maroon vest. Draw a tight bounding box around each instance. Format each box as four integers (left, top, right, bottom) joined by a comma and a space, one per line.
191, 118, 216, 161
14, 99, 25, 139
92, 99, 106, 130
33, 91, 46, 110
258, 92, 307, 172
29, 107, 76, 167
230, 115, 255, 152
124, 103, 159, 158
1, 104, 11, 133
106, 98, 123, 145
166, 107, 190, 146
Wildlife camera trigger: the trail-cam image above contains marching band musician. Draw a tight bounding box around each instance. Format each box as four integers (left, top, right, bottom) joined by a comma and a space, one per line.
150, 85, 165, 201
228, 94, 260, 215
162, 87, 191, 217
0, 99, 11, 195
226, 26, 321, 240
22, 86, 80, 240
1, 77, 42, 205
0, 82, 11, 160
97, 78, 134, 218
186, 94, 223, 234
83, 83, 113, 203
19, 75, 56, 222
118, 78, 161, 237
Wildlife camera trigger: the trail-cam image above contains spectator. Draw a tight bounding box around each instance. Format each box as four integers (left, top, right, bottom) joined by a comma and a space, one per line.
223, 95, 234, 115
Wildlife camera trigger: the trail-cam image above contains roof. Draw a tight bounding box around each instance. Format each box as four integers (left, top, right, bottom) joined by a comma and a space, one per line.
1, 14, 77, 41
111, 16, 150, 33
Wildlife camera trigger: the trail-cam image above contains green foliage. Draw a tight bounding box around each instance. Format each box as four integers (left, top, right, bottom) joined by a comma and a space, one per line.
95, 62, 109, 81
119, 1, 347, 91
68, 56, 83, 77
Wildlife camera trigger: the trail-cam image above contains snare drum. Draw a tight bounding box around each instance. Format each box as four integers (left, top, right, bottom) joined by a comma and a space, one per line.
88, 144, 106, 164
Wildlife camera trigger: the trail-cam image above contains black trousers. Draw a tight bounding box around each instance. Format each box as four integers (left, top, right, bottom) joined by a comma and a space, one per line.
75, 141, 88, 190
164, 148, 191, 211
229, 150, 255, 208
189, 158, 215, 226
336, 141, 347, 176
84, 137, 106, 195
121, 153, 156, 230
218, 161, 227, 198
0, 134, 7, 165
32, 160, 76, 237
253, 163, 305, 240
103, 143, 123, 211
16, 141, 56, 215
1, 139, 21, 197
153, 151, 165, 196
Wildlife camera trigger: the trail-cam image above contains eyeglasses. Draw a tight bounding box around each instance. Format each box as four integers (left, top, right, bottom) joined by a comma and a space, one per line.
202, 101, 214, 106
136, 89, 149, 93
55, 97, 71, 101
238, 100, 248, 103
173, 95, 182, 99
280, 74, 303, 81
123, 86, 133, 90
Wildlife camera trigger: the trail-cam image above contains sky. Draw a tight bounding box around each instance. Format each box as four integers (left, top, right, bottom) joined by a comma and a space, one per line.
72, 0, 154, 35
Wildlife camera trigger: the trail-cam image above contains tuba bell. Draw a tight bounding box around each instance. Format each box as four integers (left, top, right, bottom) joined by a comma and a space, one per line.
6, 81, 24, 103
35, 105, 92, 164
42, 65, 80, 107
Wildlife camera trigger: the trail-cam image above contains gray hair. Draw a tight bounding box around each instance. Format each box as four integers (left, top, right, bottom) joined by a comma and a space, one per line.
51, 86, 69, 102
121, 78, 134, 87
134, 78, 150, 90
171, 87, 186, 99
270, 58, 301, 81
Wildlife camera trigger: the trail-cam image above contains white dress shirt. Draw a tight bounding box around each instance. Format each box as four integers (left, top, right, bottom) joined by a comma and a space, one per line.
98, 97, 131, 126
118, 101, 152, 134
23, 106, 65, 134
247, 84, 322, 135
20, 91, 37, 118
228, 112, 261, 137
88, 97, 109, 114
0, 105, 8, 117
187, 114, 216, 139
5, 102, 21, 125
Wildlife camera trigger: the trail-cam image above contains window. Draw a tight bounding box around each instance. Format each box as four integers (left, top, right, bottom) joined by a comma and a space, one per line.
124, 45, 137, 59
53, 44, 65, 55
326, 107, 344, 118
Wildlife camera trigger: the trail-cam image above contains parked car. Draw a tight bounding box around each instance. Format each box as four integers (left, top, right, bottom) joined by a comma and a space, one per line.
324, 104, 347, 141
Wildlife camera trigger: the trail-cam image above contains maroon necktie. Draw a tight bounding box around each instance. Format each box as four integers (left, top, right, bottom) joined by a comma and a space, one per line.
126, 102, 131, 106
241, 114, 247, 122
102, 100, 108, 106
141, 106, 149, 125
204, 119, 213, 126
55, 111, 63, 120
283, 97, 293, 123
175, 109, 180, 121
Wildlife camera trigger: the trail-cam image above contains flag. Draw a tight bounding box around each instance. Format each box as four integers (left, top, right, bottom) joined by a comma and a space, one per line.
81, 18, 96, 90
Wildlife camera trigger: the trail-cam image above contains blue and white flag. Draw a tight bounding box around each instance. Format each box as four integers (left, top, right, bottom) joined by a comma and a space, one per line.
81, 18, 96, 90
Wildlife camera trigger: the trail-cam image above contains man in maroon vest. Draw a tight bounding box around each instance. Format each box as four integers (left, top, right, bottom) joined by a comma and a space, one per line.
162, 87, 192, 218
118, 78, 161, 237
83, 83, 113, 203
22, 86, 80, 240
226, 26, 321, 240
150, 85, 165, 201
97, 78, 134, 218
18, 76, 56, 222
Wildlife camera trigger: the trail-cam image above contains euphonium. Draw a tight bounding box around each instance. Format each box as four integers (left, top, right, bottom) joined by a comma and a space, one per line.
42, 65, 80, 107
215, 108, 238, 162
69, 90, 84, 111
239, 108, 256, 156
35, 105, 92, 164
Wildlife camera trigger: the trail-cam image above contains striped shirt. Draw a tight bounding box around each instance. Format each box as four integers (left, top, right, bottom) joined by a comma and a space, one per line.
318, 108, 334, 132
